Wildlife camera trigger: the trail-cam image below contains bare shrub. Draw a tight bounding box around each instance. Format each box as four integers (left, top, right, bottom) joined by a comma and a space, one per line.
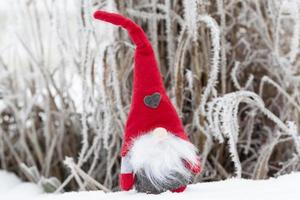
0, 0, 300, 192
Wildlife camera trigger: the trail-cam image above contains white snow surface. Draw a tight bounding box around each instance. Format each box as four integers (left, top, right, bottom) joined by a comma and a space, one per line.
1, 170, 299, 200
0, 171, 43, 200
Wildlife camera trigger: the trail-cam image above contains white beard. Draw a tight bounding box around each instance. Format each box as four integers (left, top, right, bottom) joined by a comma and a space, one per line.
128, 130, 199, 192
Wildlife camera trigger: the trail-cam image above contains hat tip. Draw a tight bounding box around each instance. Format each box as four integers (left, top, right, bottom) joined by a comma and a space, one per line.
93, 10, 104, 19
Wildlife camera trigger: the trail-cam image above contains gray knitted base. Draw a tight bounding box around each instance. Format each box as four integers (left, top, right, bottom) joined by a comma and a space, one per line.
134, 170, 191, 194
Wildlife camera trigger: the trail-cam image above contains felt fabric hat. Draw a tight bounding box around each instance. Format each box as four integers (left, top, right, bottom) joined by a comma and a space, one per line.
93, 11, 189, 156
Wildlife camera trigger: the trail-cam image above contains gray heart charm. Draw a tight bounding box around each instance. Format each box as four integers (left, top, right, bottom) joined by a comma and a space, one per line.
144, 92, 161, 109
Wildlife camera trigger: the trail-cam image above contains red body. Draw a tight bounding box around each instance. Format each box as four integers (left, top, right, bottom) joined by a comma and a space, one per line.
93, 11, 201, 193
93, 11, 189, 157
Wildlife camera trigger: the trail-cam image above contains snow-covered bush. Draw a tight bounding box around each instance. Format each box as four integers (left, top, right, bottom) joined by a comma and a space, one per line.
0, 0, 300, 192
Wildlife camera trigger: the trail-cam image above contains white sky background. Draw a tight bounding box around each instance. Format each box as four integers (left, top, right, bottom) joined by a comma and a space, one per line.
0, 0, 11, 49
0, 0, 117, 112
0, 0, 81, 111
0, 0, 77, 50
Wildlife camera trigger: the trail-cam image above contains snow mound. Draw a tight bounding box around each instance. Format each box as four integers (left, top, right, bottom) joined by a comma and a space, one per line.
1, 170, 299, 200
0, 171, 43, 200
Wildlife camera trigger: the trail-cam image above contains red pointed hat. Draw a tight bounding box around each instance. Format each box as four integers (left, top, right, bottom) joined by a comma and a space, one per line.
94, 11, 189, 156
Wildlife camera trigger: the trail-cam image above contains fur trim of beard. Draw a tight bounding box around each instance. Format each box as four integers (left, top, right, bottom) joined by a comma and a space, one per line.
128, 131, 199, 194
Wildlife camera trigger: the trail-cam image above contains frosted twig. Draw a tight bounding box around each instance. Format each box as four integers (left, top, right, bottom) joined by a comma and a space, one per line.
198, 15, 221, 114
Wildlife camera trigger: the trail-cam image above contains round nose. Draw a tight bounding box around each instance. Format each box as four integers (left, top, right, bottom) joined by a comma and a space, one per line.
153, 127, 168, 138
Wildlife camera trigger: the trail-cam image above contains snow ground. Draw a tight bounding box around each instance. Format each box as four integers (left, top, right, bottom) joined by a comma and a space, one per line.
0, 171, 43, 200
1, 170, 299, 200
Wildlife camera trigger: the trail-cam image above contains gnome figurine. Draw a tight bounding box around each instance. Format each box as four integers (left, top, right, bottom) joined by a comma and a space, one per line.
94, 11, 201, 194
